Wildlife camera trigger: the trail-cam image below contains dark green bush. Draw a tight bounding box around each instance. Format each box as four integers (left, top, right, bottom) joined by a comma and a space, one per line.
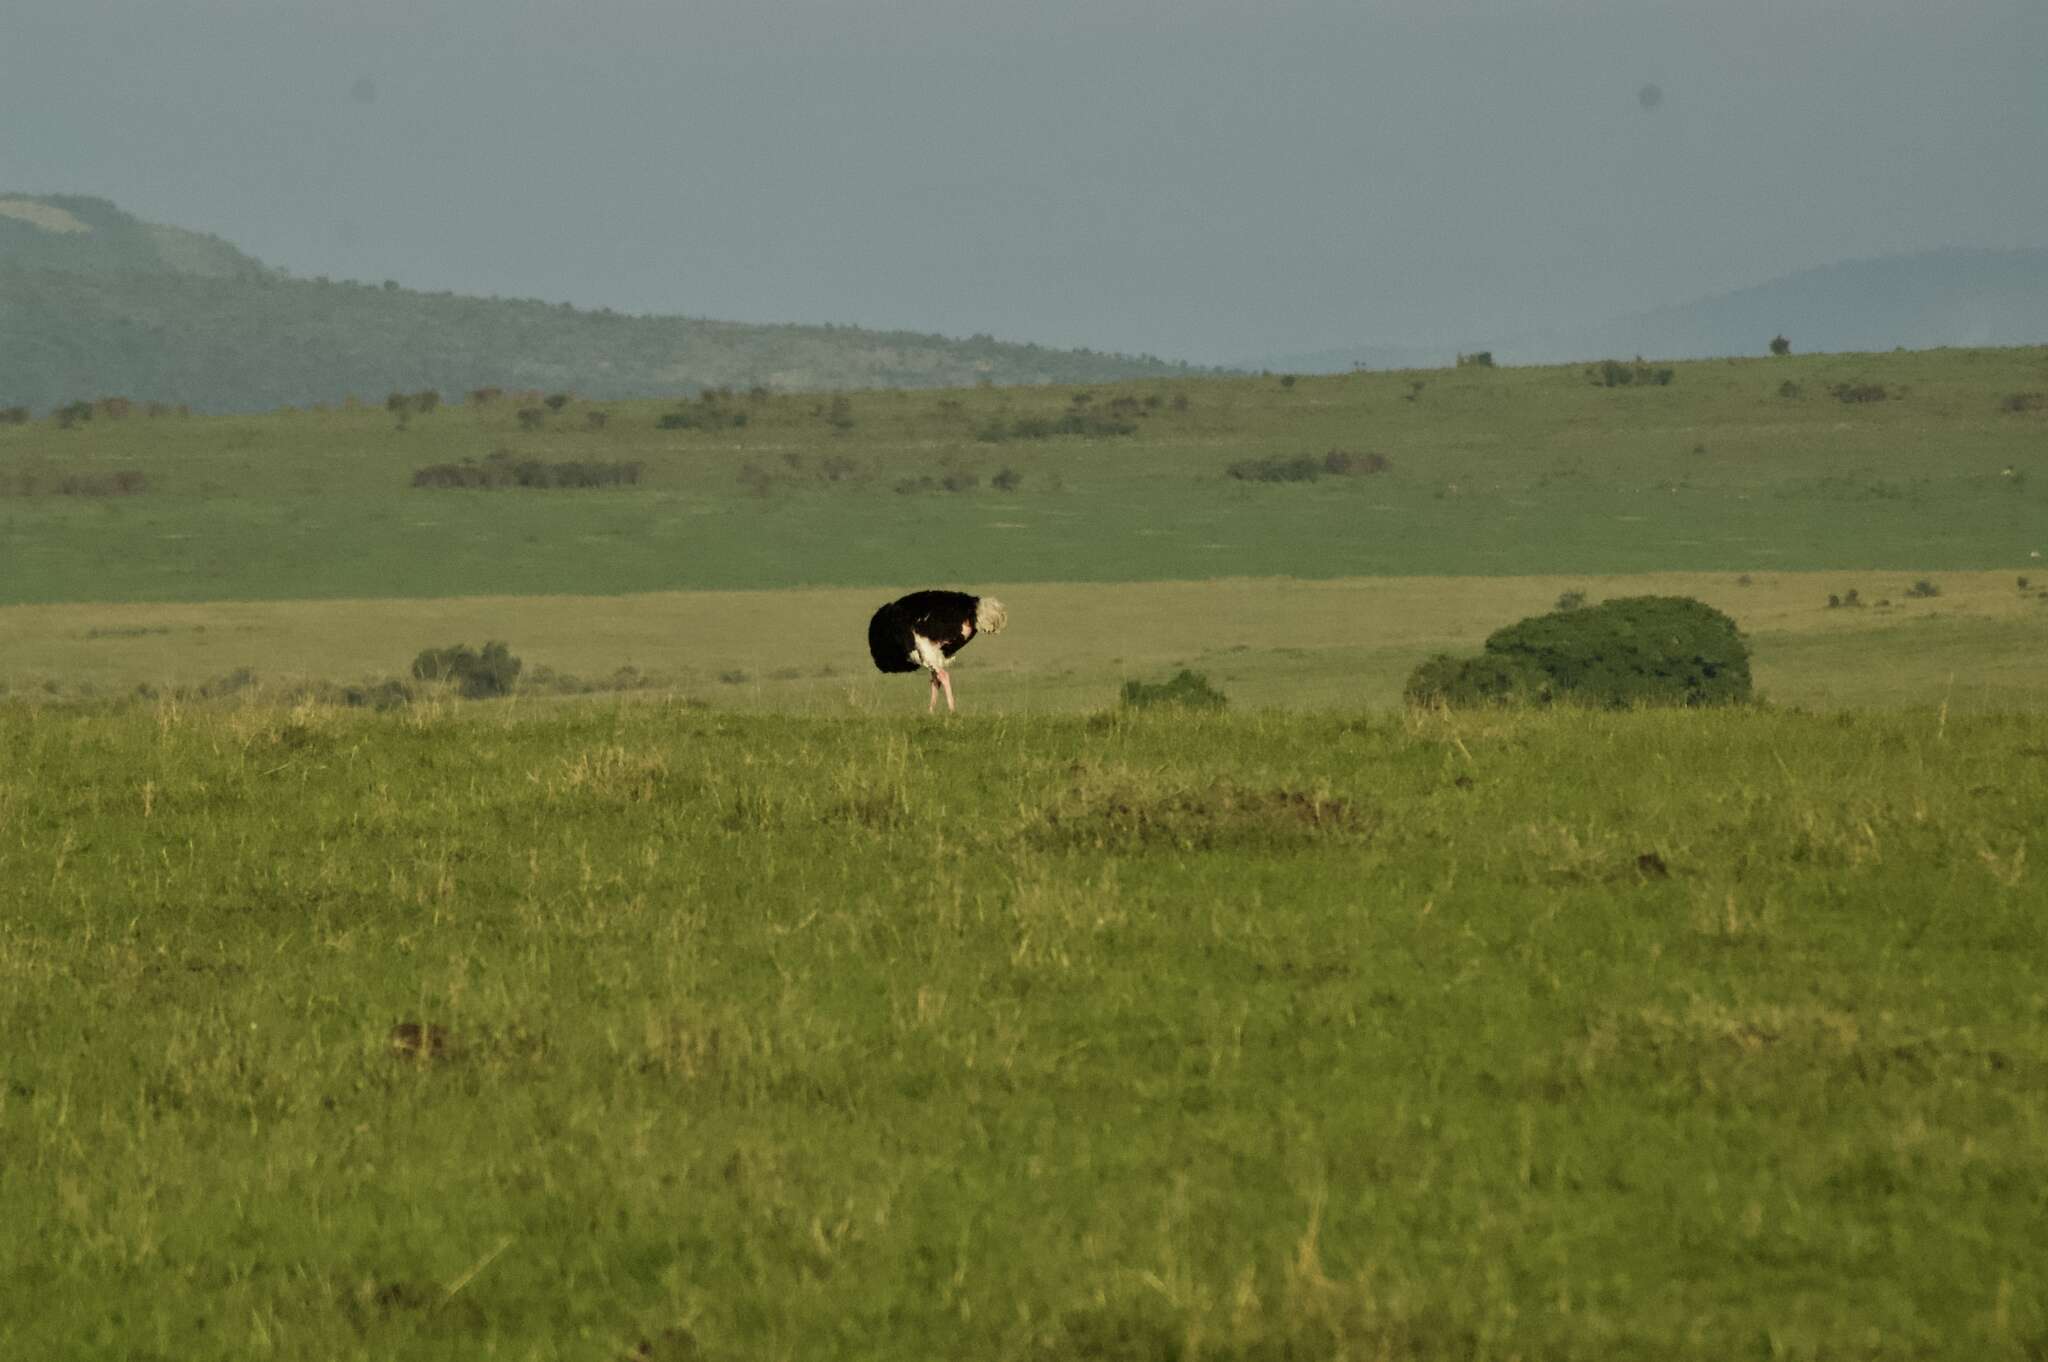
1120, 669, 1228, 711
411, 641, 522, 698
1407, 596, 1750, 709
1402, 652, 1553, 708
1483, 596, 1750, 707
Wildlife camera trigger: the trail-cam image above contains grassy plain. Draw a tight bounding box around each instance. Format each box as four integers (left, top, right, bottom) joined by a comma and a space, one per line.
2, 346, 2044, 606
4, 569, 2047, 713
3, 702, 2045, 1360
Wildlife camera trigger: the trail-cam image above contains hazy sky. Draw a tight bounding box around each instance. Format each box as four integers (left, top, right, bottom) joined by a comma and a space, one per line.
4, 0, 2044, 363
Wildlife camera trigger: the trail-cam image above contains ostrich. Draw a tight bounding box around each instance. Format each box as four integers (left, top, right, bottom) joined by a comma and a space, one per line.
867, 590, 1009, 713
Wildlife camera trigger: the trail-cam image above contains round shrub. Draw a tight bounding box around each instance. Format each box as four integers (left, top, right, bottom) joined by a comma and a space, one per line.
1481, 595, 1750, 708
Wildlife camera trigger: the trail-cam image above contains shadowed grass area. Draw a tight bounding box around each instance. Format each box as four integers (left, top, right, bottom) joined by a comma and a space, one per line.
2, 703, 2044, 1358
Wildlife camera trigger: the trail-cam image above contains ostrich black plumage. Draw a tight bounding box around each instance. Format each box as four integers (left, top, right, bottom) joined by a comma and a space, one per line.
867, 590, 1009, 713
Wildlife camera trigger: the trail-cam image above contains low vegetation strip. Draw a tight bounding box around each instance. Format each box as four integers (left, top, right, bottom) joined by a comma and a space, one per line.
1, 704, 2042, 1357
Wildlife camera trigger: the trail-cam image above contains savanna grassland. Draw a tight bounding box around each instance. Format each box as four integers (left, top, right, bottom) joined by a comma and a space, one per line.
3, 703, 2045, 1360
2, 345, 2044, 608
4, 347, 2047, 1359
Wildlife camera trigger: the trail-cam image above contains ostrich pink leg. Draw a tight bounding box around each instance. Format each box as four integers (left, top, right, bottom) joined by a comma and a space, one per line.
928, 671, 941, 713
938, 668, 956, 713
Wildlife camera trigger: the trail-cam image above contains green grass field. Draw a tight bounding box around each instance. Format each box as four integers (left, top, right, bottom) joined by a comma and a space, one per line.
3, 703, 2044, 1359
2, 346, 2044, 606
6, 347, 2046, 1357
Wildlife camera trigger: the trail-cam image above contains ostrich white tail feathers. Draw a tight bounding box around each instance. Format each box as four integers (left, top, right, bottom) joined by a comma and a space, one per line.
975, 597, 1009, 635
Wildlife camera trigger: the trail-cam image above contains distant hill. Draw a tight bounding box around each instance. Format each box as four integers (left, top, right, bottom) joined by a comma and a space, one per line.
1243, 248, 2048, 374
1507, 248, 2048, 364
0, 195, 1201, 413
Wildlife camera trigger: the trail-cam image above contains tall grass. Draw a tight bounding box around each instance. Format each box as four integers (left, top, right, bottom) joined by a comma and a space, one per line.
2, 702, 2043, 1358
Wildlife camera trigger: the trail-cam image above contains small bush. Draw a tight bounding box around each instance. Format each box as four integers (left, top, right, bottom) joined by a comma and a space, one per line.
991, 467, 1023, 492
468, 387, 503, 406
1456, 351, 1495, 368
412, 452, 643, 490
1593, 359, 1675, 388
515, 407, 547, 431
1555, 589, 1587, 612
2000, 392, 2046, 414
5, 469, 152, 498
976, 410, 1136, 442
1120, 669, 1228, 711
543, 393, 572, 412
1770, 335, 1791, 356
1321, 449, 1391, 476
411, 641, 522, 698
1904, 578, 1941, 599
1777, 380, 1804, 399
1226, 454, 1322, 483
0, 405, 30, 425
1831, 383, 1889, 404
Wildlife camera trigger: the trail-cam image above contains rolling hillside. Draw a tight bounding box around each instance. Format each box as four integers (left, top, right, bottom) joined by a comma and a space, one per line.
0, 195, 1201, 413
1251, 248, 2048, 373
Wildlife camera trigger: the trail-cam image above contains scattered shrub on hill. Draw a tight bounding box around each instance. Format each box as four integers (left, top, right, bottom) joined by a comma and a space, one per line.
468, 387, 503, 406
976, 408, 1137, 442
411, 451, 643, 490
1592, 359, 1675, 388
940, 469, 980, 493
1778, 380, 1804, 399
1120, 669, 1229, 711
411, 641, 521, 698
386, 390, 440, 415
515, 407, 547, 431
1456, 351, 1495, 368
1904, 578, 1941, 599
1555, 589, 1587, 611
0, 406, 28, 425
1226, 449, 1388, 483
822, 396, 856, 431
584, 410, 609, 431
1831, 382, 1890, 404
1278, 374, 1298, 389
544, 393, 572, 412
2000, 392, 2046, 413
95, 397, 133, 420
1321, 449, 1391, 476
1407, 596, 1751, 709
1226, 454, 1322, 483
1770, 335, 1792, 356
657, 392, 749, 431
54, 400, 94, 428
1825, 588, 1863, 609
3, 469, 151, 498
991, 467, 1023, 492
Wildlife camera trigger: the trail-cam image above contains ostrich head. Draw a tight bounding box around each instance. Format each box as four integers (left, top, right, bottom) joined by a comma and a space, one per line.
975, 597, 1009, 635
